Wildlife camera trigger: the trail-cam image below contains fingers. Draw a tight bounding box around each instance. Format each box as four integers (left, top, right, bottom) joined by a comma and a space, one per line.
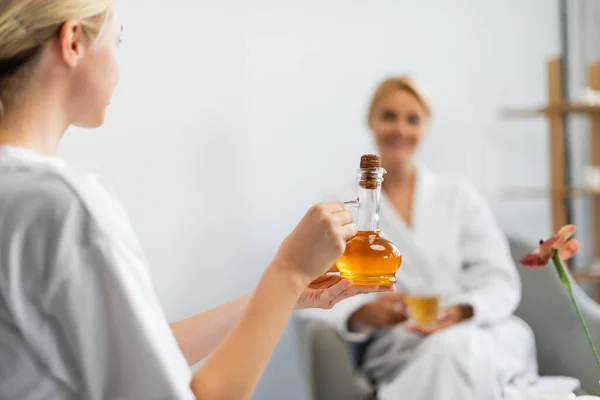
424, 319, 453, 335
438, 306, 462, 322
382, 284, 396, 292
404, 322, 433, 335
329, 282, 369, 304
334, 283, 395, 298
331, 208, 354, 225
347, 285, 396, 297
338, 223, 358, 240
378, 308, 406, 327
437, 309, 449, 321
332, 208, 357, 240
328, 283, 394, 307
432, 319, 455, 332
382, 301, 407, 320
404, 319, 443, 335
324, 279, 353, 301
348, 301, 406, 328
313, 202, 357, 241
319, 201, 352, 213
333, 286, 378, 300
363, 302, 406, 327
309, 274, 338, 286
404, 318, 458, 336
320, 202, 355, 226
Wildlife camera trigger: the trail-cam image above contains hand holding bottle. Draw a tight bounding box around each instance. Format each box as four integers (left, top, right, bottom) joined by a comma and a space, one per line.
192, 202, 357, 399
295, 265, 395, 310
274, 202, 357, 286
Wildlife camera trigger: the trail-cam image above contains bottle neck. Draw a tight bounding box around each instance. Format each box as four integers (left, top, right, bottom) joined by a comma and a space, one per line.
356, 184, 381, 231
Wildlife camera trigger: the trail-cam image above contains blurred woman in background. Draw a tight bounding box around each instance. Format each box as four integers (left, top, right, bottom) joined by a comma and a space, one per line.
329, 75, 575, 399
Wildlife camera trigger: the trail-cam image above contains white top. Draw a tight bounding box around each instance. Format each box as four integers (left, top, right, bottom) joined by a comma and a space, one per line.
0, 146, 194, 400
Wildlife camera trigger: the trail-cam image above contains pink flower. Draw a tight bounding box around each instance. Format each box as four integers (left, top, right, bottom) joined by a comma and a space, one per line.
520, 224, 600, 369
519, 224, 580, 268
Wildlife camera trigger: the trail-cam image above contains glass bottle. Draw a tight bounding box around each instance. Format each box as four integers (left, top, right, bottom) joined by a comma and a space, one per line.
336, 154, 402, 286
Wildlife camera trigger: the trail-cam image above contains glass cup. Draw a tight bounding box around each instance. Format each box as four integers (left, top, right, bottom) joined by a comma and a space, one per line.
404, 289, 440, 328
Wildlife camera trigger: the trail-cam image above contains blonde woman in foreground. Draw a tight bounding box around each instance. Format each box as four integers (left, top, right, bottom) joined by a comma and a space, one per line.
0, 1, 391, 399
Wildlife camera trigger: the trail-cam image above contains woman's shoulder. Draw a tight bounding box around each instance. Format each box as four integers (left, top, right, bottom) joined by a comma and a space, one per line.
1, 163, 131, 240
0, 166, 92, 219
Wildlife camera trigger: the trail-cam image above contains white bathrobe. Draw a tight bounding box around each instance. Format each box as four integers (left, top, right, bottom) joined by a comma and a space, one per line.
301, 166, 577, 400
0, 146, 194, 399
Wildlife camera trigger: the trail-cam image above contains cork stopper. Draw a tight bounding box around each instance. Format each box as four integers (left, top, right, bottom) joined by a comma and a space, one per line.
358, 154, 383, 189
360, 154, 382, 170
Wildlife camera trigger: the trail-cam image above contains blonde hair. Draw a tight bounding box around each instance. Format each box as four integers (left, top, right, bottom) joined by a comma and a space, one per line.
368, 75, 432, 122
0, 0, 112, 117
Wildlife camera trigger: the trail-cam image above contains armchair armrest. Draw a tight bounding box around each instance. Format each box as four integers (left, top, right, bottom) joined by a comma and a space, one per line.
294, 317, 374, 400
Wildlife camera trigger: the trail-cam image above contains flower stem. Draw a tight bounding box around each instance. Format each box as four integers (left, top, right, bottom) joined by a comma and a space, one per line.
552, 251, 600, 369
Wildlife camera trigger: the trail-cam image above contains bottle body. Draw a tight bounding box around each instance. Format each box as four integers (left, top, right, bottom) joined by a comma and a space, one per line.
335, 156, 402, 286
336, 230, 401, 285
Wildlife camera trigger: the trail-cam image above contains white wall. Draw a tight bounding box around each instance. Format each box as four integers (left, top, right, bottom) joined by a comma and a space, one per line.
58, 1, 559, 398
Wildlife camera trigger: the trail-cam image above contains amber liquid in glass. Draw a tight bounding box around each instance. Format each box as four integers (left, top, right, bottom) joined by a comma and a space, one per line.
405, 295, 439, 327
336, 230, 402, 286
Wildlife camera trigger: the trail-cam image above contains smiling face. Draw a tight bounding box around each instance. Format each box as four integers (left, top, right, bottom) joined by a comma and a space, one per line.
369, 90, 428, 165
368, 77, 431, 168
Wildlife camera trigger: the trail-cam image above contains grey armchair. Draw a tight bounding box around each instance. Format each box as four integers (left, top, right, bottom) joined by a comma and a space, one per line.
295, 237, 600, 399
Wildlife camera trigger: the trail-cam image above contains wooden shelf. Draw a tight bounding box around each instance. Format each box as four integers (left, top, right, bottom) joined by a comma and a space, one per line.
573, 271, 600, 282
501, 103, 600, 118
502, 58, 600, 303
572, 270, 600, 302
503, 186, 600, 199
